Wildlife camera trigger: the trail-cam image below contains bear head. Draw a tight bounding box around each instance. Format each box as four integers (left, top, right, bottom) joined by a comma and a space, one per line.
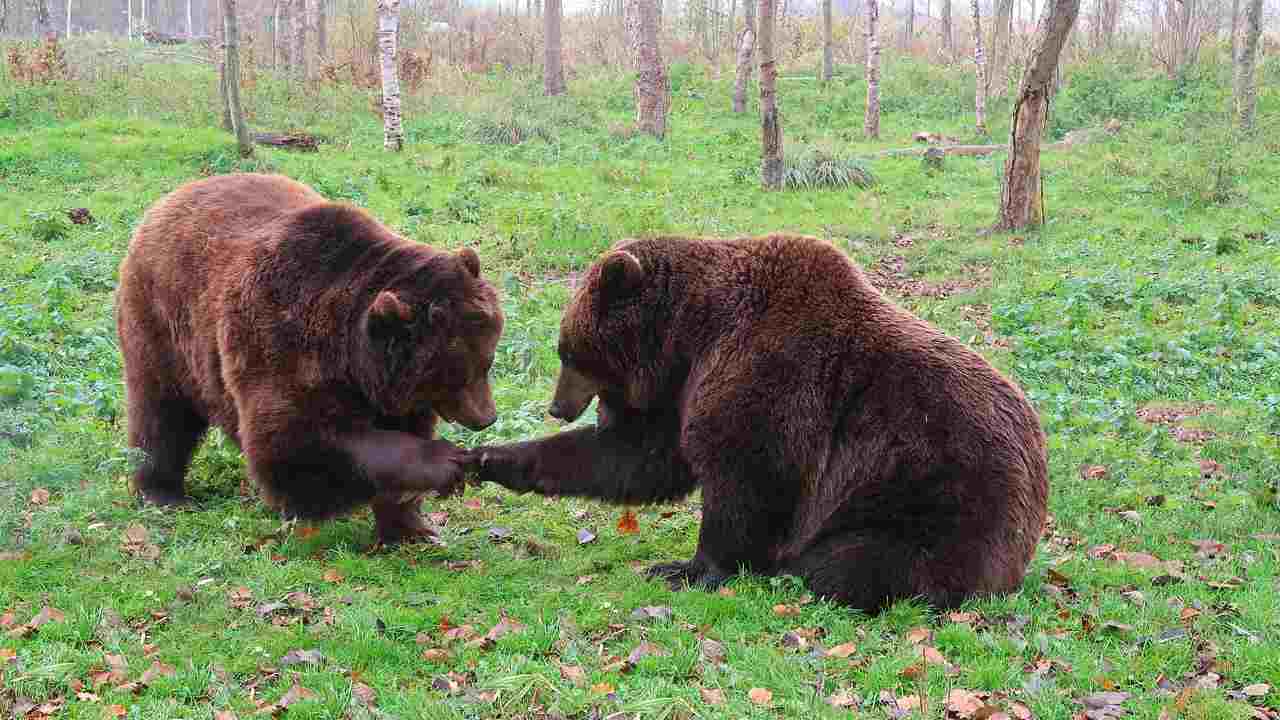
359, 246, 503, 431
549, 242, 676, 428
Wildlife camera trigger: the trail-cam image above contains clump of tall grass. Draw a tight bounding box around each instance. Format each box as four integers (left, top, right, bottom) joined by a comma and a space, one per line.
782, 150, 876, 190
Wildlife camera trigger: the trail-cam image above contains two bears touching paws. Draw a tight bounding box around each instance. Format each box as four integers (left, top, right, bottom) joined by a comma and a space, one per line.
117, 174, 1049, 613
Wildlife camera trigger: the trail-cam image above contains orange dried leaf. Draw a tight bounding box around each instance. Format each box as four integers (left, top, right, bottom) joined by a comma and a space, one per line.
748, 687, 774, 706
616, 510, 640, 534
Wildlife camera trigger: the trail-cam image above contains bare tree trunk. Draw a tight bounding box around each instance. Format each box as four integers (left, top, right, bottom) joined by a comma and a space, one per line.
377, 0, 403, 151
127, 0, 133, 39
864, 0, 880, 138
1233, 0, 1261, 130
759, 0, 782, 189
822, 0, 833, 80
222, 0, 253, 157
278, 0, 292, 69
141, 0, 146, 31
292, 0, 307, 80
988, 0, 1014, 96
941, 0, 952, 54
898, 0, 912, 51
186, 0, 192, 36
65, 0, 70, 36
32, 0, 50, 36
973, 0, 987, 133
624, 0, 641, 68
1228, 0, 1239, 62
995, 0, 1079, 230
317, 0, 327, 60
635, 0, 669, 137
727, 0, 737, 56
732, 0, 755, 112
544, 0, 565, 94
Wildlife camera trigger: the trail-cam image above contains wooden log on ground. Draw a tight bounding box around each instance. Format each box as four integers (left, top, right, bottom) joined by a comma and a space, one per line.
252, 133, 320, 152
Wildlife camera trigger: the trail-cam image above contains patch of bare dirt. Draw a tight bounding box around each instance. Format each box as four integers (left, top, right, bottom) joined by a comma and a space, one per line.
961, 304, 1011, 349
869, 256, 991, 299
1136, 403, 1218, 444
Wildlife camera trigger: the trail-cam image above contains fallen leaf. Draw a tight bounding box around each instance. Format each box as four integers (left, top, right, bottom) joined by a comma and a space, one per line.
1009, 701, 1034, 720
772, 604, 800, 617
487, 526, 513, 542
0, 647, 16, 663
443, 625, 476, 642
1088, 544, 1117, 559
592, 682, 616, 695
558, 663, 587, 686
1080, 465, 1109, 480
29, 606, 65, 628
700, 687, 726, 705
701, 638, 727, 664
1180, 607, 1202, 622
781, 631, 809, 649
105, 705, 128, 718
947, 689, 985, 718
323, 568, 344, 583
627, 641, 671, 664
0, 611, 15, 628
29, 488, 50, 505
277, 681, 318, 708
1243, 684, 1271, 697
432, 673, 467, 695
463, 497, 484, 510
295, 526, 319, 540
139, 660, 176, 685
717, 587, 736, 597
255, 602, 288, 618
484, 615, 526, 641
630, 605, 673, 623
280, 649, 323, 667
905, 627, 932, 644
576, 575, 595, 585
922, 645, 948, 665
947, 612, 979, 624
616, 510, 640, 534
901, 662, 926, 681
464, 688, 497, 703
748, 687, 774, 706
828, 690, 861, 708
352, 682, 376, 706
1081, 691, 1130, 709
1119, 510, 1141, 524
576, 528, 597, 545
422, 648, 451, 662
228, 587, 253, 609
826, 642, 857, 658
1102, 621, 1134, 634
1122, 590, 1146, 606
1191, 540, 1227, 559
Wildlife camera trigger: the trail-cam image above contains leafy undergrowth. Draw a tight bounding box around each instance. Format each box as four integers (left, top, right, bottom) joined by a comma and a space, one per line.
1, 52, 1279, 720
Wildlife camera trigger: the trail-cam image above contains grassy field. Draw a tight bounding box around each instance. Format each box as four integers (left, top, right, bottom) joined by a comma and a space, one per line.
2, 42, 1280, 719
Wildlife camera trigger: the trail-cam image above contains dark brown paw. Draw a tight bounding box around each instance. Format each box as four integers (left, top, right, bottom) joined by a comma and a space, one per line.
646, 560, 731, 591
376, 524, 443, 547
473, 446, 537, 492
138, 489, 192, 508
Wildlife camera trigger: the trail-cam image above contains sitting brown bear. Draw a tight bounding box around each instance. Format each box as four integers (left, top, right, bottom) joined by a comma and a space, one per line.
475, 234, 1048, 611
116, 173, 503, 544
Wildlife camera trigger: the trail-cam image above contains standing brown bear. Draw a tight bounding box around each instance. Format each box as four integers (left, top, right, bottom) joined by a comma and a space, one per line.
475, 234, 1048, 611
116, 174, 503, 544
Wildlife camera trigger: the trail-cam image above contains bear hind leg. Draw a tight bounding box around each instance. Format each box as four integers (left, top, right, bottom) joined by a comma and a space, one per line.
128, 391, 208, 507
370, 494, 438, 546
787, 533, 961, 613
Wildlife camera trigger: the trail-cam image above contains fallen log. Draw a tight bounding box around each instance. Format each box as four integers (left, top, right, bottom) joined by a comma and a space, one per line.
252, 133, 320, 152
868, 123, 1118, 159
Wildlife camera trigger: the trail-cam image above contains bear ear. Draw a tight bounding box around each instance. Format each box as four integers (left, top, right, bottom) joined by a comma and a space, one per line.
370, 290, 413, 325
458, 247, 481, 278
599, 251, 644, 299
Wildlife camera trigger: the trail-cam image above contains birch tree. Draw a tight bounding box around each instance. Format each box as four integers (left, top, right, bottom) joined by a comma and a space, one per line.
634, 0, 669, 137
292, 0, 307, 80
222, 0, 252, 157
988, 0, 1014, 96
941, 0, 952, 54
759, 0, 783, 189
822, 0, 833, 81
995, 0, 1080, 230
864, 0, 880, 139
732, 0, 756, 113
972, 0, 987, 133
377, 0, 404, 151
1233, 0, 1261, 131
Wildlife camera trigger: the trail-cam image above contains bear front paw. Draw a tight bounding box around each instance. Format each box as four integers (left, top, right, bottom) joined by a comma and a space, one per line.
473, 446, 538, 492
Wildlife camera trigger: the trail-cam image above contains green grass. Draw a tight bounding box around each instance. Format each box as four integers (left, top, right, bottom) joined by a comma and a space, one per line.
2, 42, 1279, 719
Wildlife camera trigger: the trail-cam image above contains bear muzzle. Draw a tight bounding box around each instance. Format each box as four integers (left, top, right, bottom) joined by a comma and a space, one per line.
435, 378, 498, 431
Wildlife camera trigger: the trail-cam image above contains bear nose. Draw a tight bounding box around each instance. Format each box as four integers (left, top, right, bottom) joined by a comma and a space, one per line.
547, 401, 571, 421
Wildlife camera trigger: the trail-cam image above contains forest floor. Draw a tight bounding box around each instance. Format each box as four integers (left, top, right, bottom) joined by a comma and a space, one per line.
1, 48, 1279, 719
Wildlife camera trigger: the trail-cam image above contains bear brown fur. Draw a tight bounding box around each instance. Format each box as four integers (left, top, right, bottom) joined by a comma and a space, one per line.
116, 173, 503, 544
474, 234, 1048, 611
